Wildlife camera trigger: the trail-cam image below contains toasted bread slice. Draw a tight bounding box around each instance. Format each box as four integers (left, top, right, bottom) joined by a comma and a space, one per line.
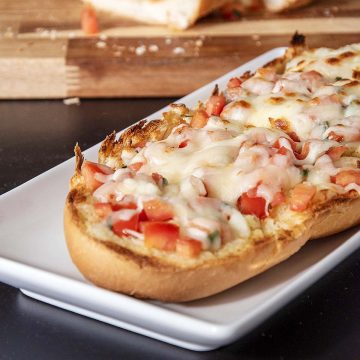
263, 0, 312, 12
64, 35, 360, 302
86, 0, 229, 29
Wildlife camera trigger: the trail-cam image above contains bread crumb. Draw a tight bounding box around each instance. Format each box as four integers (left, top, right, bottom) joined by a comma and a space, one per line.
165, 37, 172, 45
195, 39, 203, 47
173, 46, 185, 55
50, 29, 57, 40
251, 34, 260, 41
135, 45, 146, 56
148, 44, 159, 53
63, 97, 81, 106
96, 40, 107, 49
99, 34, 108, 41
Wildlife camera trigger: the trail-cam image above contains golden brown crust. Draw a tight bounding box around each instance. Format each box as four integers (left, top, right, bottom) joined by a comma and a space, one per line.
64, 186, 360, 302
64, 188, 313, 302
98, 104, 187, 168
311, 192, 360, 239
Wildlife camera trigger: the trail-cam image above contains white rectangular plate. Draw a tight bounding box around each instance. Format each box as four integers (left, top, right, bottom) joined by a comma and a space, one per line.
1, 47, 360, 351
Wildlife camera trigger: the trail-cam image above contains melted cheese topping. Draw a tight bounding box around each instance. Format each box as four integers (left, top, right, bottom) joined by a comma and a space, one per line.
93, 43, 360, 252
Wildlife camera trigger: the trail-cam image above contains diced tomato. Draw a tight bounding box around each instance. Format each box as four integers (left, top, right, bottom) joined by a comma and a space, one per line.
143, 222, 179, 251
81, 160, 114, 191
190, 109, 209, 129
81, 5, 99, 35
112, 200, 137, 211
128, 162, 144, 171
94, 203, 112, 219
138, 210, 148, 222
176, 238, 202, 257
227, 77, 242, 88
331, 170, 360, 187
289, 183, 316, 212
273, 137, 297, 153
143, 199, 174, 221
206, 93, 226, 116
112, 213, 139, 237
178, 139, 189, 148
271, 191, 285, 207
328, 131, 344, 142
151, 172, 167, 187
277, 146, 291, 156
295, 142, 310, 160
287, 131, 301, 142
326, 146, 347, 161
237, 191, 266, 219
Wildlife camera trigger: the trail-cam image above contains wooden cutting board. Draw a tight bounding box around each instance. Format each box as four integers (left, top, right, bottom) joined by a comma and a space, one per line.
1, 0, 360, 99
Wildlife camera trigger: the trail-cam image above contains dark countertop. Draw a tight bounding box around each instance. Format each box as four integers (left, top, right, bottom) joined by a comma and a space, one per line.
0, 99, 359, 360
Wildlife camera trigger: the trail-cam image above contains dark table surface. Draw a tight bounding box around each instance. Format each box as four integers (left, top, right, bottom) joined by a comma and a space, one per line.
0, 99, 359, 360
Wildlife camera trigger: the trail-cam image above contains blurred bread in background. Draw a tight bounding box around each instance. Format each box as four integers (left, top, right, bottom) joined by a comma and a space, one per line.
85, 0, 314, 29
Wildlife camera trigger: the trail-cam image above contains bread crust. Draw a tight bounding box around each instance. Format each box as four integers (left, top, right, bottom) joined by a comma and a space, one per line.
64, 186, 360, 302
65, 188, 313, 301
311, 192, 360, 239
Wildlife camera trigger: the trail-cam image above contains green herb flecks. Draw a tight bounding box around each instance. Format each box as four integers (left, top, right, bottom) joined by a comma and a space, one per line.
208, 230, 220, 244
302, 168, 309, 178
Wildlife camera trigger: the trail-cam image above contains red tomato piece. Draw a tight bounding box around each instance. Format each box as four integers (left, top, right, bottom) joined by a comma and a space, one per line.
331, 170, 360, 187
176, 238, 202, 257
328, 131, 344, 142
112, 213, 139, 237
295, 142, 310, 160
326, 146, 347, 161
178, 140, 189, 148
143, 199, 174, 221
151, 172, 167, 187
277, 146, 291, 156
138, 210, 148, 222
287, 131, 301, 142
81, 5, 99, 35
237, 191, 267, 219
143, 222, 179, 251
273, 137, 297, 153
206, 93, 226, 116
190, 109, 209, 129
112, 200, 137, 211
227, 77, 242, 88
289, 183, 316, 212
81, 160, 114, 191
94, 203, 112, 220
271, 191, 285, 207
128, 162, 144, 171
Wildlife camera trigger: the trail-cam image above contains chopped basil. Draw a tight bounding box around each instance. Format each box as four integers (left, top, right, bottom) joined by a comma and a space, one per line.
302, 168, 309, 178
208, 230, 220, 244
162, 177, 169, 186
324, 121, 330, 129
106, 217, 113, 230
335, 76, 343, 81
122, 165, 127, 168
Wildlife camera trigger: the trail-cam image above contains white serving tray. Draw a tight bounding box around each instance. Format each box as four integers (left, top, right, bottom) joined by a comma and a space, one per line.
1, 47, 359, 351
